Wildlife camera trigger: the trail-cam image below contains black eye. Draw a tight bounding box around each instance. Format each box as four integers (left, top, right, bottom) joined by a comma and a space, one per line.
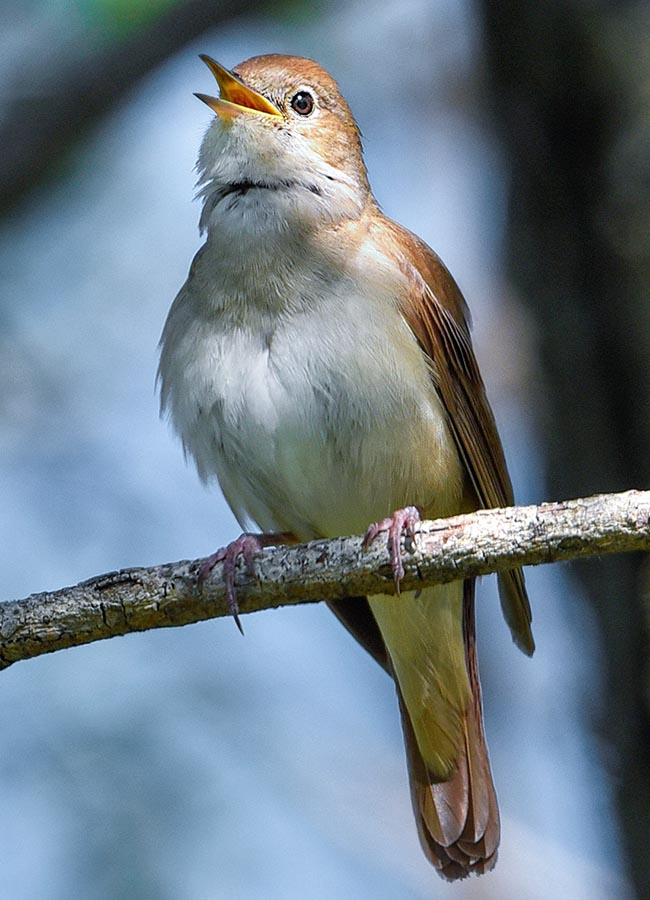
291, 91, 314, 116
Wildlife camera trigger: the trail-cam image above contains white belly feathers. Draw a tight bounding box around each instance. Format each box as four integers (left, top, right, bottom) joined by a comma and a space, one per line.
160, 253, 464, 541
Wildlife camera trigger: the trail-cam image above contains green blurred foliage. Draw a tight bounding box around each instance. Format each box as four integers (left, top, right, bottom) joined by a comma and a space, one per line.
73, 0, 179, 35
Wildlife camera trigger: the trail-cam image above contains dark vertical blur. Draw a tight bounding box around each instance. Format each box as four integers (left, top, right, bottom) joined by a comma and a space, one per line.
478, 2, 650, 895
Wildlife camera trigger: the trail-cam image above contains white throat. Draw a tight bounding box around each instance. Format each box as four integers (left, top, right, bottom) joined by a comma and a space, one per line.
195, 118, 367, 237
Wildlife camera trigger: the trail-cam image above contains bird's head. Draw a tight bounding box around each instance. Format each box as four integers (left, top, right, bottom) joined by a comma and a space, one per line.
195, 54, 371, 233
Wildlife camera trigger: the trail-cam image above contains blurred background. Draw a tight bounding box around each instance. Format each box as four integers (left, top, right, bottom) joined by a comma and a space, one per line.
1, 1, 648, 898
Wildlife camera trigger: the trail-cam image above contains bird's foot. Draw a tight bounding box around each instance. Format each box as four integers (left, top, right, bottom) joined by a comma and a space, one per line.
198, 532, 295, 634
362, 506, 421, 592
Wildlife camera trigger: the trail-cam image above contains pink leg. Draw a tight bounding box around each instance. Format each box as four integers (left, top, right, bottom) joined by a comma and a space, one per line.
198, 532, 295, 633
362, 506, 421, 591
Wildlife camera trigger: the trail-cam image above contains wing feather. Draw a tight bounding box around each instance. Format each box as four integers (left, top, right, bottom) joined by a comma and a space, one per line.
373, 217, 534, 656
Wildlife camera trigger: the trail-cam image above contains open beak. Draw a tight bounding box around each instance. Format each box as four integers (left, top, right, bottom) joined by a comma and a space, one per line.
195, 55, 282, 120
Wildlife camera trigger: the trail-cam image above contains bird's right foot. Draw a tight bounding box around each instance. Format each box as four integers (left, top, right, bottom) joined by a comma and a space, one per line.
198, 532, 295, 633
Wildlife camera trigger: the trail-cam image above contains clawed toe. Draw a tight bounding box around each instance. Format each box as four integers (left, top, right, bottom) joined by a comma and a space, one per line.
199, 535, 260, 633
198, 531, 296, 633
363, 506, 421, 591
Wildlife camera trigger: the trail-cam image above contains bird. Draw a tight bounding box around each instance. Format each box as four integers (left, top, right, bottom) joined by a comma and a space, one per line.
158, 52, 534, 880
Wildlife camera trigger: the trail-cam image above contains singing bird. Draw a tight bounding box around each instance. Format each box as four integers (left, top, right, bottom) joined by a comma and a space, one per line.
158, 53, 534, 880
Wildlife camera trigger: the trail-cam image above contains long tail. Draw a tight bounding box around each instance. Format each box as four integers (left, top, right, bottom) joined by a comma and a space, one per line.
398, 580, 499, 880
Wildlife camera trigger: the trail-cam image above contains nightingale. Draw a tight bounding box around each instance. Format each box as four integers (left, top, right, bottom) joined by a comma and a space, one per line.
158, 53, 534, 881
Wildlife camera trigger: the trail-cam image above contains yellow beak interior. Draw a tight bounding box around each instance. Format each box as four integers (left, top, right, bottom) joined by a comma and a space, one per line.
195, 55, 282, 119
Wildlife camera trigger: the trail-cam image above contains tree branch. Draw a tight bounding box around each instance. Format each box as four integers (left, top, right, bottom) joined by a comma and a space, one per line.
1, 489, 648, 671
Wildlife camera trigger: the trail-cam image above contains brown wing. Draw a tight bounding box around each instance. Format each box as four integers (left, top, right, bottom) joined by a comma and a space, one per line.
375, 216, 534, 656
328, 597, 390, 673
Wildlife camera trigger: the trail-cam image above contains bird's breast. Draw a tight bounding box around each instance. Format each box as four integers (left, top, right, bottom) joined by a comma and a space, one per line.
161, 250, 465, 539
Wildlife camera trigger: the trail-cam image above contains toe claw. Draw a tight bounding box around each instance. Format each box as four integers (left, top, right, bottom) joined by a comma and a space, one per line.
198, 531, 296, 633
363, 506, 421, 592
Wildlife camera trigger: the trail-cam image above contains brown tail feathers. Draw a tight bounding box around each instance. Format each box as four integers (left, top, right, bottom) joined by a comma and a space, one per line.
397, 580, 499, 880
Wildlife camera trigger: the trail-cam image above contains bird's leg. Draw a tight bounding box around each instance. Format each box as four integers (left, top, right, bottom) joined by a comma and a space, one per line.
362, 506, 421, 592
198, 531, 296, 633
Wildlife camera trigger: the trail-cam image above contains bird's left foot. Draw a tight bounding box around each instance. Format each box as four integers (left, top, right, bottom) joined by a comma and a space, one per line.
362, 506, 421, 591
